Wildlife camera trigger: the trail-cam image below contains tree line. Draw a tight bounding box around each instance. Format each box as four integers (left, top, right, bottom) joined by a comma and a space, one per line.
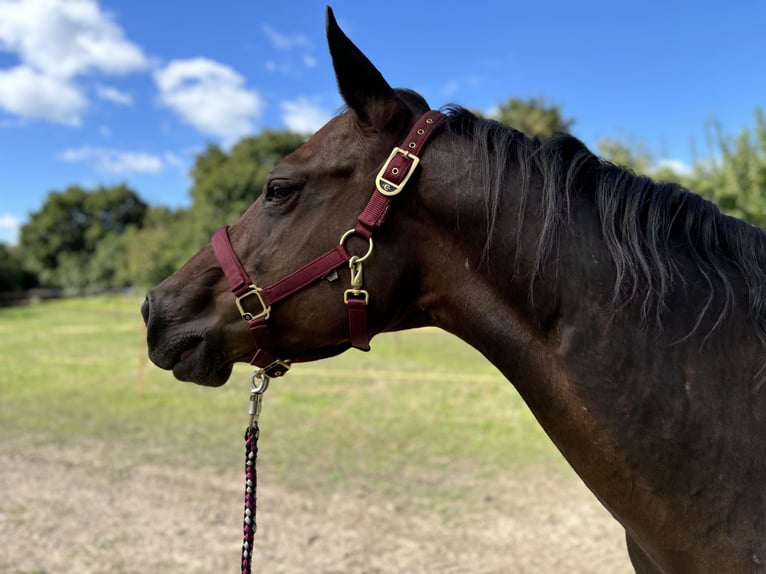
1, 100, 764, 295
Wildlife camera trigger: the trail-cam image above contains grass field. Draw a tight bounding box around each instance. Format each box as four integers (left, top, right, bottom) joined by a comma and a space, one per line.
0, 295, 561, 505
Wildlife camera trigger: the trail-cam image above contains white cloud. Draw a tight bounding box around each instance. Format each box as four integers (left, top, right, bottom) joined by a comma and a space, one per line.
261, 24, 311, 50
96, 85, 133, 106
0, 0, 148, 78
441, 76, 480, 99
654, 158, 693, 177
281, 96, 332, 134
59, 146, 165, 175
0, 213, 21, 245
265, 59, 289, 74
0, 65, 86, 125
162, 151, 187, 175
442, 79, 460, 97
0, 0, 148, 124
261, 24, 316, 74
154, 58, 263, 142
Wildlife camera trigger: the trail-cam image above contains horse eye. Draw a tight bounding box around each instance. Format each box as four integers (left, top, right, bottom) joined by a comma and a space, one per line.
265, 179, 295, 203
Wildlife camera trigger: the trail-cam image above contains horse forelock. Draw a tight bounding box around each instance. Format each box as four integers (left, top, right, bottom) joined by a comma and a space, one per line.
441, 106, 766, 348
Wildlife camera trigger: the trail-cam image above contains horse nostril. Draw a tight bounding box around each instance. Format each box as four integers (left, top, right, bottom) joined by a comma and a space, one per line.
141, 293, 152, 326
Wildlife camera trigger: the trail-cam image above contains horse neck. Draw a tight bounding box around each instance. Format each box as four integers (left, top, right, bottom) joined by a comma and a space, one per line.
415, 133, 596, 412
414, 132, 766, 542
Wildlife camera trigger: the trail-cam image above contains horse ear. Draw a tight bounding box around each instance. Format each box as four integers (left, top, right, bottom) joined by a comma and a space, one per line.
326, 6, 401, 130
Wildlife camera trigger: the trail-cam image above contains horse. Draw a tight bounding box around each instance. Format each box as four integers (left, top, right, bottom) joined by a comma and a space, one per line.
141, 7, 766, 573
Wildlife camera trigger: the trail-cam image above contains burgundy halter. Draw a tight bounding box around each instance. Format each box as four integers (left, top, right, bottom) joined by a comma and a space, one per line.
210, 110, 446, 378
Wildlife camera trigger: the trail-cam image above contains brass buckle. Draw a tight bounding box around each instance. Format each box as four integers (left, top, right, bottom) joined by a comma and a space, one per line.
235, 285, 271, 321
344, 289, 369, 304
376, 147, 420, 196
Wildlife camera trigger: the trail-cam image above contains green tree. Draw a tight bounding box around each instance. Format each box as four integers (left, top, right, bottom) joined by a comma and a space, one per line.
19, 183, 147, 288
595, 109, 766, 229
0, 244, 37, 293
121, 130, 305, 287
87, 232, 133, 289
686, 109, 766, 227
490, 96, 574, 139
122, 207, 198, 288
597, 137, 654, 175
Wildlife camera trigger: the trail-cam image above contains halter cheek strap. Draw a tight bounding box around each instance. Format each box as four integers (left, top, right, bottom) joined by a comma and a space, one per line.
211, 110, 446, 377
211, 228, 352, 375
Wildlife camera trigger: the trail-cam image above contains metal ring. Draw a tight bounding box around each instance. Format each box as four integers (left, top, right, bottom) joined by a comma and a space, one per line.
339, 228, 374, 264
250, 370, 270, 393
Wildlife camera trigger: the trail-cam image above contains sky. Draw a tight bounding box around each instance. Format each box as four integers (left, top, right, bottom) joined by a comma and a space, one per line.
1, 0, 764, 245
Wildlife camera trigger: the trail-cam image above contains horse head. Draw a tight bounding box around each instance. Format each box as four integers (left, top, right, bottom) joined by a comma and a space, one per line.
142, 8, 440, 386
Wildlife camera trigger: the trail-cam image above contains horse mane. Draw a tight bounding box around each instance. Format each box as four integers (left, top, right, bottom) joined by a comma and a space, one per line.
441, 106, 766, 345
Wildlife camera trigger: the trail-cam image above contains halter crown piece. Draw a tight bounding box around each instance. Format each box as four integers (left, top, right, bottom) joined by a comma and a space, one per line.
210, 110, 446, 378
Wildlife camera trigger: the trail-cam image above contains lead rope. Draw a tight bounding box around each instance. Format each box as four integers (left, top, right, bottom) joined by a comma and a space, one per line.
242, 370, 269, 574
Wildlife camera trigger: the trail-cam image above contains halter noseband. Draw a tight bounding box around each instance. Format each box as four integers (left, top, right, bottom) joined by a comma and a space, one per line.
210, 110, 445, 378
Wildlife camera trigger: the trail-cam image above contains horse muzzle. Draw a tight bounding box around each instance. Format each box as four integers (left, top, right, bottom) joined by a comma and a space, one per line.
141, 291, 233, 386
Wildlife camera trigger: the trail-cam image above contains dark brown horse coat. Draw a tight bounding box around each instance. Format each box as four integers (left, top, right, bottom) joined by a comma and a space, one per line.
142, 8, 766, 573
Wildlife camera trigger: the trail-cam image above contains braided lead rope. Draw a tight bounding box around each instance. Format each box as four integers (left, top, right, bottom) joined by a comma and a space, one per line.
242, 371, 268, 574
242, 424, 259, 574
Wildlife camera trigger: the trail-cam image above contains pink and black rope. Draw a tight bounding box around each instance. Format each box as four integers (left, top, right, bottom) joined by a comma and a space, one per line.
242, 425, 259, 574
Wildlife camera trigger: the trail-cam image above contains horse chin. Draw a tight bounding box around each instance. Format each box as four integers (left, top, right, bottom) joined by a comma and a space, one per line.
172, 358, 233, 387
170, 341, 234, 387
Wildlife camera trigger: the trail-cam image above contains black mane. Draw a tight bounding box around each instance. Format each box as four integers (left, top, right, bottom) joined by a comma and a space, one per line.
442, 106, 766, 344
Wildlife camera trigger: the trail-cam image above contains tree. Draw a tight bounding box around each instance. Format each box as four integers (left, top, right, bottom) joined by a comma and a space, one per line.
19, 183, 147, 288
87, 231, 133, 289
0, 244, 37, 293
116, 130, 304, 288
686, 109, 766, 227
597, 137, 654, 175
595, 108, 766, 229
121, 207, 198, 288
490, 96, 574, 139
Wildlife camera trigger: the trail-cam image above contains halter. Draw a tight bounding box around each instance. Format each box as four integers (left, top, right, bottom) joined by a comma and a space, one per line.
210, 110, 445, 377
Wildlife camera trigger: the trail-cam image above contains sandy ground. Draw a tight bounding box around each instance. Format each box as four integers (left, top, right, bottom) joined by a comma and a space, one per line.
0, 438, 634, 574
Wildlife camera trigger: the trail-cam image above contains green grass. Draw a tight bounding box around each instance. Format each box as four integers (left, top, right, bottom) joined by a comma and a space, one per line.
0, 295, 561, 504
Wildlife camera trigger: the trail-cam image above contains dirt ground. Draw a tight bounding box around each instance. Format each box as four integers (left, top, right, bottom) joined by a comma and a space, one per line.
0, 438, 634, 574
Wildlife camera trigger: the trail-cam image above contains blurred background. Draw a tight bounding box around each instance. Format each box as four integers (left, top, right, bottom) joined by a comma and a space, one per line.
2, 1, 765, 289
1, 1, 764, 572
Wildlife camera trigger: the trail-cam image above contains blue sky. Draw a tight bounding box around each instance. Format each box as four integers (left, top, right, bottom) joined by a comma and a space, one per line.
1, 0, 764, 245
